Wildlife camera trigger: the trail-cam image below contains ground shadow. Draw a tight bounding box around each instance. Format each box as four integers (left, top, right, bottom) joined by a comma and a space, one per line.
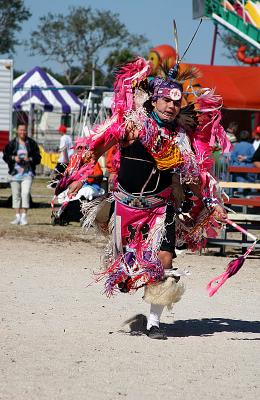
119, 314, 148, 336
31, 222, 51, 226
0, 197, 49, 208
120, 315, 260, 339
161, 317, 260, 338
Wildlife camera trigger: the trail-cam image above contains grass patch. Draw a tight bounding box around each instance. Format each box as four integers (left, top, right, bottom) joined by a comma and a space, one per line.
0, 177, 105, 245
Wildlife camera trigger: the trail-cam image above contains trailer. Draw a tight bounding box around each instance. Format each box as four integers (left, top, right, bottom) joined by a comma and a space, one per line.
0, 59, 13, 185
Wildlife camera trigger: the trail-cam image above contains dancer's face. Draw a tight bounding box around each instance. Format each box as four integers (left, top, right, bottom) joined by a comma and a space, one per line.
152, 97, 181, 122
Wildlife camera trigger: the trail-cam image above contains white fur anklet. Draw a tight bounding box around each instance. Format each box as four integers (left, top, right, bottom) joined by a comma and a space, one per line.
143, 277, 185, 310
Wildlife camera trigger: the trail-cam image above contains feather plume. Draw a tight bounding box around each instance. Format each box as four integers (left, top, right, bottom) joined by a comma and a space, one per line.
176, 66, 201, 84
196, 88, 222, 111
158, 63, 200, 85
113, 57, 151, 94
112, 57, 152, 121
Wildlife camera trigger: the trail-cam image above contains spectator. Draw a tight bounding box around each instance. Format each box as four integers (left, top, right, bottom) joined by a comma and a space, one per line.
230, 130, 256, 195
218, 121, 238, 180
252, 145, 260, 168
226, 121, 238, 144
231, 130, 255, 166
252, 126, 260, 151
53, 125, 73, 182
3, 124, 41, 225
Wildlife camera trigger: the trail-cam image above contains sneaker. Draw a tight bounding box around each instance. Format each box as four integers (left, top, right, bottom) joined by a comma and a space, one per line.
147, 326, 167, 340
20, 216, 28, 226
10, 216, 20, 225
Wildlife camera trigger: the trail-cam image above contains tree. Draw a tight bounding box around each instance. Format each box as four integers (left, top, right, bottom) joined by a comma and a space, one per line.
103, 48, 148, 87
219, 28, 258, 64
45, 66, 105, 88
0, 0, 31, 54
28, 6, 148, 85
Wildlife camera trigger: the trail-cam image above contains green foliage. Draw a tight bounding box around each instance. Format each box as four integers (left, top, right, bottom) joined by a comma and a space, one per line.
14, 69, 25, 79
220, 28, 258, 62
104, 48, 148, 87
44, 66, 105, 87
28, 6, 148, 85
0, 0, 31, 54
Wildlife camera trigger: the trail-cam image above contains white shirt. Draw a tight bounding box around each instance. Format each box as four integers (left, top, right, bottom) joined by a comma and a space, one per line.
253, 139, 260, 151
58, 134, 73, 163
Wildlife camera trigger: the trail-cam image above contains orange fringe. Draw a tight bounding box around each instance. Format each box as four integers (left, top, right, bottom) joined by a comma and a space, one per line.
153, 145, 184, 170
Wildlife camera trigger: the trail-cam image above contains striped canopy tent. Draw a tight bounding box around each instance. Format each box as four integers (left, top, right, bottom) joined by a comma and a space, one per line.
13, 66, 84, 113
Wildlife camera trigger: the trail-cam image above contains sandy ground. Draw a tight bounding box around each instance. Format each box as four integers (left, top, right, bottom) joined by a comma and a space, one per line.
0, 235, 259, 400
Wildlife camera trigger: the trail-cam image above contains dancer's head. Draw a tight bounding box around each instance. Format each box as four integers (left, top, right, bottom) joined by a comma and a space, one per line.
149, 77, 183, 122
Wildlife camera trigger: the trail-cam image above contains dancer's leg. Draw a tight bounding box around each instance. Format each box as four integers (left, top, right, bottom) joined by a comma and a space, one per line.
147, 303, 167, 340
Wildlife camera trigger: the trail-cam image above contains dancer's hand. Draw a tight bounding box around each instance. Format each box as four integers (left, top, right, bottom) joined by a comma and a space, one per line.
82, 150, 95, 163
108, 172, 117, 191
213, 204, 227, 222
124, 121, 139, 144
237, 155, 246, 162
68, 181, 83, 196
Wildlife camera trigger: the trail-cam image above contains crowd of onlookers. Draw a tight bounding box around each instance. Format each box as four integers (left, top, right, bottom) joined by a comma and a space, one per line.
222, 123, 260, 196
228, 126, 260, 167
226, 123, 260, 167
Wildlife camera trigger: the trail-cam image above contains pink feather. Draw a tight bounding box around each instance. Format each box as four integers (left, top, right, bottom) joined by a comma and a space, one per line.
207, 256, 245, 297
207, 238, 258, 297
194, 89, 231, 155
112, 57, 152, 113
86, 58, 152, 152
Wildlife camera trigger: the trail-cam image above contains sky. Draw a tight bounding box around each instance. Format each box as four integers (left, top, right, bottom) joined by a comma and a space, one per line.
13, 0, 236, 73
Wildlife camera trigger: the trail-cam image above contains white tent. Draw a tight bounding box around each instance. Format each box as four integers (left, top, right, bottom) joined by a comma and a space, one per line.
13, 66, 84, 113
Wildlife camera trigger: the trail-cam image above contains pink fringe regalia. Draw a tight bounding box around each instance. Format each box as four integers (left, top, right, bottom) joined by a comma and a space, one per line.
103, 188, 173, 295
176, 89, 232, 251
81, 58, 233, 296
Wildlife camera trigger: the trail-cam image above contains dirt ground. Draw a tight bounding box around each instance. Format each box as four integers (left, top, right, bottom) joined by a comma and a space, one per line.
0, 236, 259, 400
0, 179, 259, 399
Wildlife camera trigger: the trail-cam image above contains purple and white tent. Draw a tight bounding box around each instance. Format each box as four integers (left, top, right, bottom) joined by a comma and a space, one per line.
13, 66, 84, 113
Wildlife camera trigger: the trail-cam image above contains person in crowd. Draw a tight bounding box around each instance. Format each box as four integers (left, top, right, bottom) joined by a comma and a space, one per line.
3, 124, 41, 225
252, 126, 260, 151
218, 121, 238, 179
52, 124, 73, 184
230, 130, 256, 195
230, 130, 255, 166
226, 121, 238, 144
252, 145, 260, 168
252, 145, 260, 196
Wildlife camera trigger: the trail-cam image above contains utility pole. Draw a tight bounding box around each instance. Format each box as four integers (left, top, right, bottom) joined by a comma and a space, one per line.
210, 24, 218, 65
